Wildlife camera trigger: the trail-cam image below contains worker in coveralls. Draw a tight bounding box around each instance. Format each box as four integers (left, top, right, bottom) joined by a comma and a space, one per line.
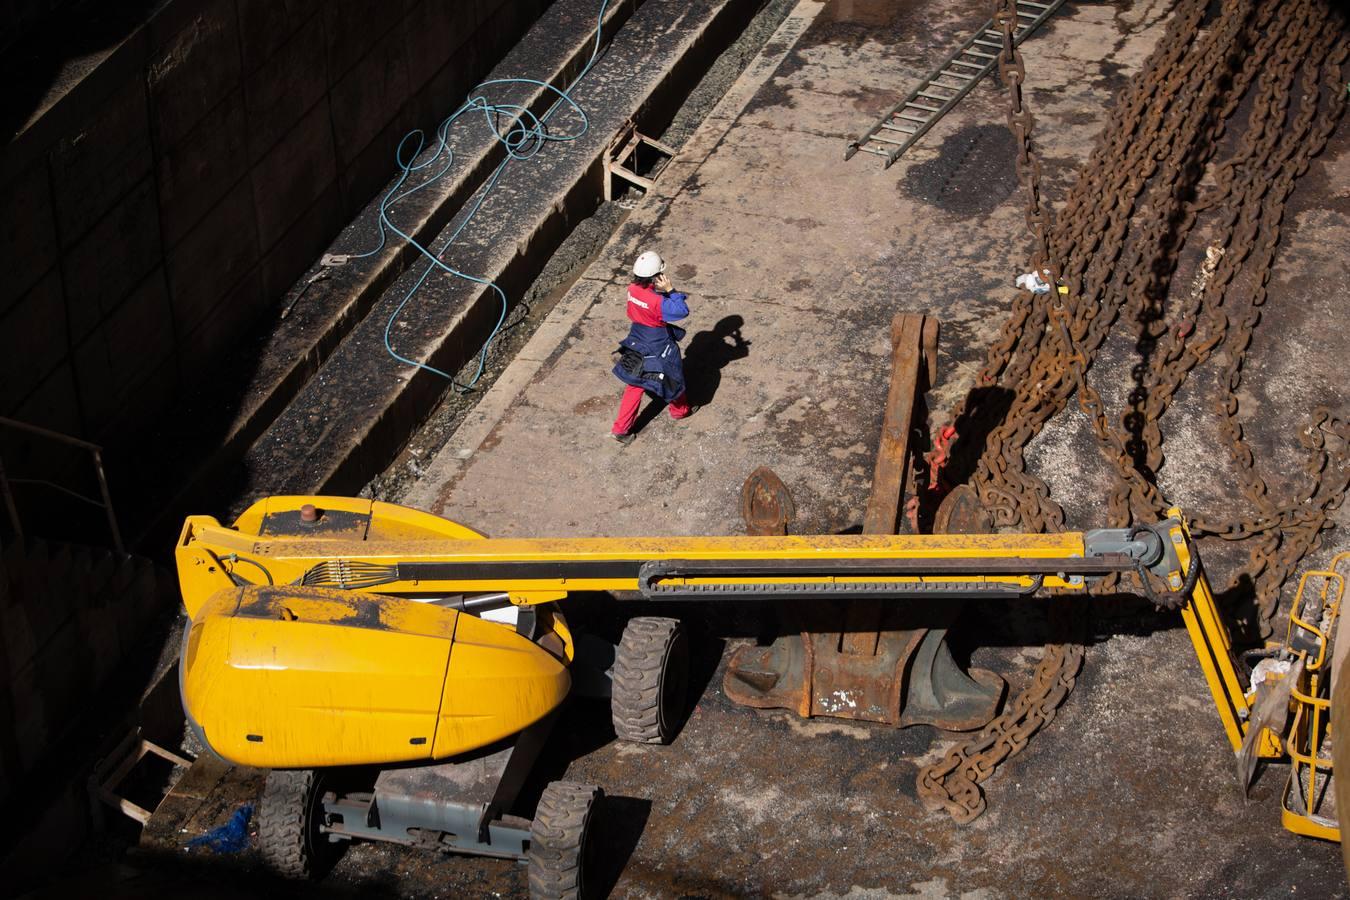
611, 251, 694, 445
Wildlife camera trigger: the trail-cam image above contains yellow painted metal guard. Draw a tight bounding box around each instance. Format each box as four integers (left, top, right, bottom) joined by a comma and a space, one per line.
1280, 559, 1347, 841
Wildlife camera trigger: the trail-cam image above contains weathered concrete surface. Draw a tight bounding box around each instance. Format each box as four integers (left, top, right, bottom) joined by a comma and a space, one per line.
1, 0, 545, 462
0, 543, 180, 889
231, 0, 765, 511
120, 0, 626, 546
378, 0, 1350, 896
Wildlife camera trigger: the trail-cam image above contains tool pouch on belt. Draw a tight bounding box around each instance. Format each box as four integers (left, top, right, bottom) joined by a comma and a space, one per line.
615, 346, 645, 378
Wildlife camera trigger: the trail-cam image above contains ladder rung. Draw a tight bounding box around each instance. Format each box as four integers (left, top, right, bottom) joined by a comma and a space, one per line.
847, 0, 1064, 165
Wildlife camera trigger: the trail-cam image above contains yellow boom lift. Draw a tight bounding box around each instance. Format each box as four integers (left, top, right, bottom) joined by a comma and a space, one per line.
175, 495, 1345, 896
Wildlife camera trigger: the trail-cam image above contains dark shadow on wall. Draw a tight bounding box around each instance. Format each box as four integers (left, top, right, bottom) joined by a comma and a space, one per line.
1, 0, 158, 142
0, 0, 561, 890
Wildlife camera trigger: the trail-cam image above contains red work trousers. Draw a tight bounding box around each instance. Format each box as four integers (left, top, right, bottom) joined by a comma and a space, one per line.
612, 386, 691, 435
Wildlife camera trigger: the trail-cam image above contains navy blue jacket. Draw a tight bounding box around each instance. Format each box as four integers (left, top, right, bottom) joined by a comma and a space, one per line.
613, 284, 689, 402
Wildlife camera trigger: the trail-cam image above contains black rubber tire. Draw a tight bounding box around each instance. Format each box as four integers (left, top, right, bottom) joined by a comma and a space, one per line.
527, 781, 601, 900
611, 616, 689, 744
257, 769, 333, 879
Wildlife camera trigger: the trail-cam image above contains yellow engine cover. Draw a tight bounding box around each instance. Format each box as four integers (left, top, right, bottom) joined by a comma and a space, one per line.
181, 586, 570, 768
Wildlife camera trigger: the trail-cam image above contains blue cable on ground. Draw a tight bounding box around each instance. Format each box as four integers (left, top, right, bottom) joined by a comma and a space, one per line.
350, 0, 612, 392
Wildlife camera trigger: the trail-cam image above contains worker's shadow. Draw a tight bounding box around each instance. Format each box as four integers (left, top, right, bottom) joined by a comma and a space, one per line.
682, 314, 750, 407
631, 315, 751, 434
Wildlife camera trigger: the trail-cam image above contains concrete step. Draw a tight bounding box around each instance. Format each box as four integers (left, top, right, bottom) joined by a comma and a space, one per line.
232, 0, 759, 505
128, 0, 650, 543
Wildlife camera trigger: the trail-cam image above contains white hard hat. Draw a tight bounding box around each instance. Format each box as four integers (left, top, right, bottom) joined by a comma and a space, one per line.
633, 250, 665, 278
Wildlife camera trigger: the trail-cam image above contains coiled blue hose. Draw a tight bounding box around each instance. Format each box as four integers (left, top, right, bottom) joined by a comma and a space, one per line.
350, 0, 612, 391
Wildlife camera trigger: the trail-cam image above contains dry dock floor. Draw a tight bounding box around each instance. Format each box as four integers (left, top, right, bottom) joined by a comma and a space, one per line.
117, 0, 1350, 896
386, 0, 1350, 895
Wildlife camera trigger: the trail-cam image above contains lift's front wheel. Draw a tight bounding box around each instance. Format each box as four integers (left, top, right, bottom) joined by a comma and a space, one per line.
528, 781, 602, 900
611, 616, 689, 744
257, 768, 338, 879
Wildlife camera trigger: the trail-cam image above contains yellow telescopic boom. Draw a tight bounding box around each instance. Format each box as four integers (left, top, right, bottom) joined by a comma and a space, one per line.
177, 499, 1246, 736
178, 501, 1192, 611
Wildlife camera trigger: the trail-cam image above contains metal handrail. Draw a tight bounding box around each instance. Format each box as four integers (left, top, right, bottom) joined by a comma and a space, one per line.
0, 416, 124, 554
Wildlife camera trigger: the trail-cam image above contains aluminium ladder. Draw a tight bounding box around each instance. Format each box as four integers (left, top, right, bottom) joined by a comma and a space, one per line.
845, 0, 1069, 168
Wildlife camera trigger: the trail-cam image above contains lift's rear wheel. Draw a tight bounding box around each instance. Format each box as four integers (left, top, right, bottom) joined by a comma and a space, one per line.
257, 768, 336, 879
527, 781, 602, 900
611, 616, 689, 743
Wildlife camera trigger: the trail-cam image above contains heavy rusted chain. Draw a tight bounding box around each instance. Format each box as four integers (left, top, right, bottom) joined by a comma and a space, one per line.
918, 0, 1350, 821
918, 0, 1091, 823
919, 0, 1239, 818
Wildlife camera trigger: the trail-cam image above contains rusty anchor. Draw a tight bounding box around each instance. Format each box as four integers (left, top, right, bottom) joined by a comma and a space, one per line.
723, 312, 1006, 730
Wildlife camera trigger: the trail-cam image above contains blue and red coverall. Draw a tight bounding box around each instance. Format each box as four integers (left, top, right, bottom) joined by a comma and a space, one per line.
611, 281, 691, 435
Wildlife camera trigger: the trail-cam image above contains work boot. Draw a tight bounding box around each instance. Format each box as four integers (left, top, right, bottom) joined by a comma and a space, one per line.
613, 432, 636, 446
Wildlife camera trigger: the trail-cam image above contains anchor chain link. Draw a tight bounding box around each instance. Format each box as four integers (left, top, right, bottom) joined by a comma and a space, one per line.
917, 0, 1350, 822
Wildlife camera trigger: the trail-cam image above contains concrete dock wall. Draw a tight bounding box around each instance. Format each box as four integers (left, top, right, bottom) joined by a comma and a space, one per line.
0, 538, 175, 885
0, 0, 548, 452
1, 1, 67, 51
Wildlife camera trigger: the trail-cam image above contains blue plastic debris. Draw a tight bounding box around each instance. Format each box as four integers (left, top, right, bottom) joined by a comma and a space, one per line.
185, 803, 254, 854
